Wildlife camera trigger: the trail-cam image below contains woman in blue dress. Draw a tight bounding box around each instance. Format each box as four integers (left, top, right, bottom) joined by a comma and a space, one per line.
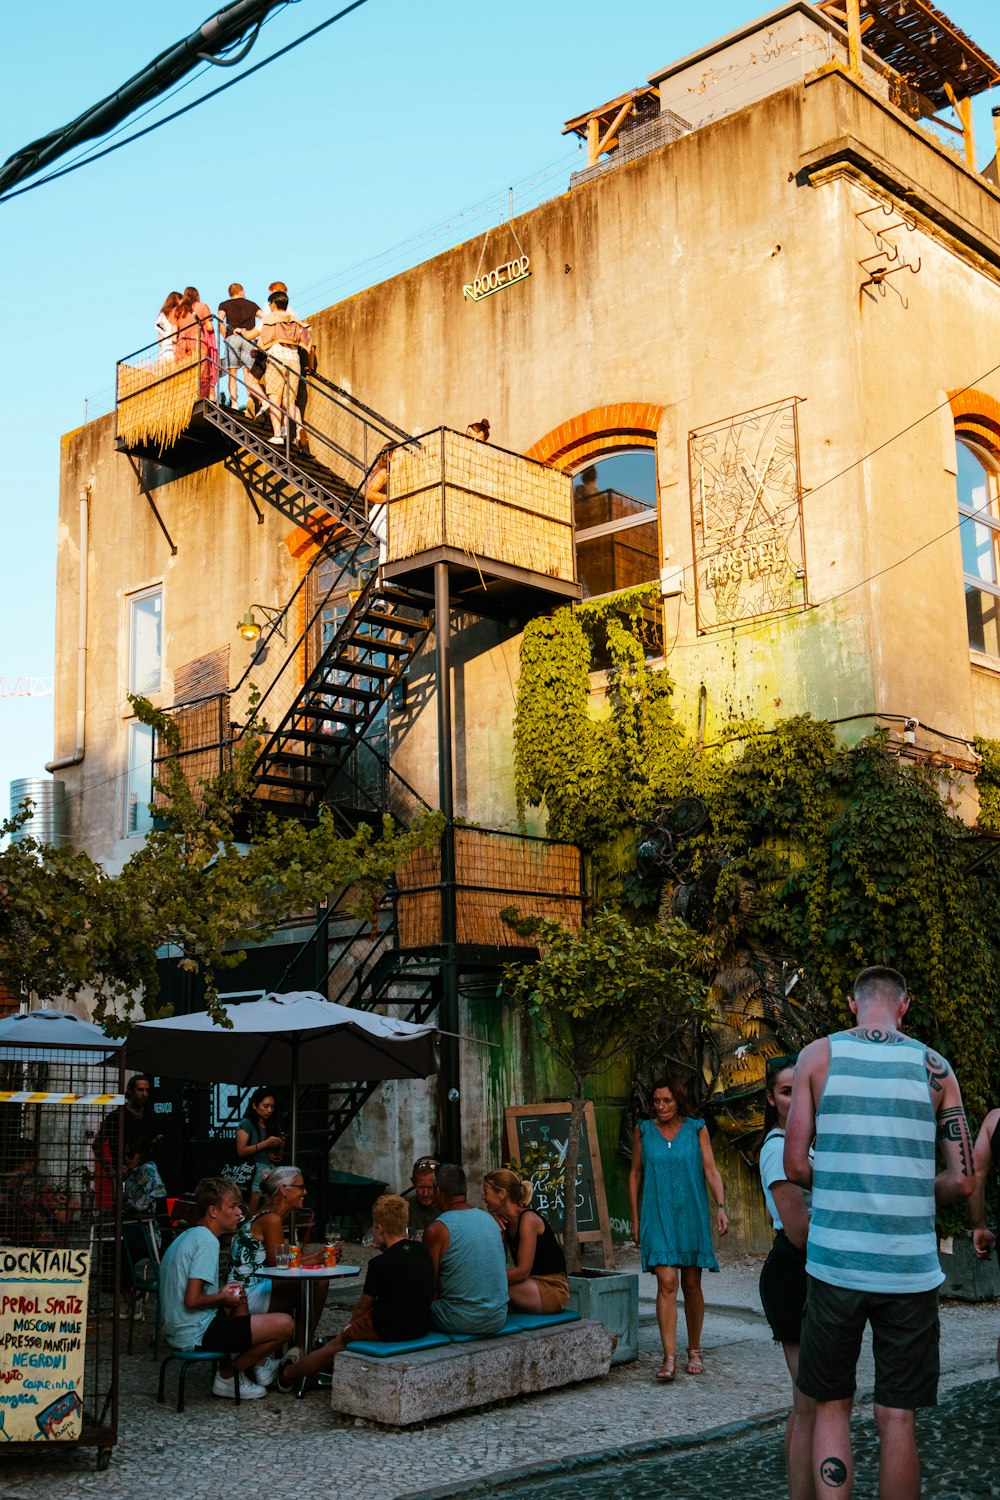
628, 1074, 729, 1381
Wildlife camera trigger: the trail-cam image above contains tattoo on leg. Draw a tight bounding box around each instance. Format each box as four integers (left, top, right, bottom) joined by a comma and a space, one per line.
819, 1457, 848, 1487
937, 1106, 974, 1176
925, 1050, 949, 1093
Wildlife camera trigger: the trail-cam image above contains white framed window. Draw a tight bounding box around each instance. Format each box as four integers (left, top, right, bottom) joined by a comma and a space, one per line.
125, 721, 154, 837
128, 586, 163, 695
957, 436, 1000, 658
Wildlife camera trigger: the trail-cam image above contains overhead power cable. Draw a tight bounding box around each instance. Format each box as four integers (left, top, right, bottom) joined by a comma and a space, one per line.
0, 1, 289, 195
0, 0, 372, 204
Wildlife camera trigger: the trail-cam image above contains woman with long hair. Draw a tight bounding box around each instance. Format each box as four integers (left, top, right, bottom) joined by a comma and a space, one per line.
628, 1074, 728, 1382
228, 1164, 333, 1354
155, 291, 181, 364
482, 1168, 568, 1313
758, 1055, 815, 1500
183, 284, 219, 397
235, 1087, 285, 1212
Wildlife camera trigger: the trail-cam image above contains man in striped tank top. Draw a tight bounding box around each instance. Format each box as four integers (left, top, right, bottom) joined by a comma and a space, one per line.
784, 966, 975, 1500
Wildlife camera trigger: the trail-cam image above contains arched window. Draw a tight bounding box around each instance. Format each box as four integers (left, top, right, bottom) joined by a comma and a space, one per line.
572, 449, 659, 600
957, 434, 1000, 658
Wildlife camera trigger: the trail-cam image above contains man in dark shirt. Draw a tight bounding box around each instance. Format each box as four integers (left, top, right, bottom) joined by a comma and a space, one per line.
217, 282, 261, 409
277, 1193, 433, 1389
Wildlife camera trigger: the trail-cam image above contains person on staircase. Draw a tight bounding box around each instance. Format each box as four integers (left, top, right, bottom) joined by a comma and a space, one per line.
184, 285, 219, 399
257, 290, 311, 449
217, 281, 262, 410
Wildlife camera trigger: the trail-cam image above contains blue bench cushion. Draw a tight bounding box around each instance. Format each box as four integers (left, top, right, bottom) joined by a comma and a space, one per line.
346, 1308, 581, 1358
347, 1331, 451, 1358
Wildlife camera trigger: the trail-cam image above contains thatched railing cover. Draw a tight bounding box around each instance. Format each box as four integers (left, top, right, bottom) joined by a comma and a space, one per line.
117, 353, 200, 451
396, 827, 583, 950
153, 695, 232, 807
386, 429, 576, 584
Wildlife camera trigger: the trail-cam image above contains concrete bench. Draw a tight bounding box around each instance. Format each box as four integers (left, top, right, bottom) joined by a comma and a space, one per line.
328, 1309, 615, 1425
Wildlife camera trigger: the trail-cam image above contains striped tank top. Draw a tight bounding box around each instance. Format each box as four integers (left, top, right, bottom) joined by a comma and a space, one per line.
806, 1031, 943, 1294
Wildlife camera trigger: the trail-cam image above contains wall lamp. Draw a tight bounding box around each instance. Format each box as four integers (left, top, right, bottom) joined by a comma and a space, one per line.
237, 605, 287, 643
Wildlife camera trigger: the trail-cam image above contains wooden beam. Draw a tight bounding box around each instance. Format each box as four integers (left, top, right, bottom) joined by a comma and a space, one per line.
846, 0, 863, 77
596, 98, 635, 158
957, 94, 976, 168
586, 116, 600, 167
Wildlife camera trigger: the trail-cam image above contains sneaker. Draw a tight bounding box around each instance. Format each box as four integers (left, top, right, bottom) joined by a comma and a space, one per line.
283, 1345, 301, 1366
211, 1370, 266, 1400
253, 1354, 282, 1388
118, 1300, 131, 1320
268, 434, 285, 445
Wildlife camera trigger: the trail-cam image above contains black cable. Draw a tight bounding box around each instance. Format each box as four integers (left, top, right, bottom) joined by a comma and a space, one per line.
0, 0, 372, 205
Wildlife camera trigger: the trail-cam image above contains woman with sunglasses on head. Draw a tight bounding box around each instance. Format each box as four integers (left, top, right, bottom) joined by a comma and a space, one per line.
759, 1056, 816, 1500
482, 1168, 568, 1313
228, 1166, 336, 1360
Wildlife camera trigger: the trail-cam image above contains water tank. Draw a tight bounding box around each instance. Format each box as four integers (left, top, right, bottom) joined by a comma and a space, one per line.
9, 778, 69, 847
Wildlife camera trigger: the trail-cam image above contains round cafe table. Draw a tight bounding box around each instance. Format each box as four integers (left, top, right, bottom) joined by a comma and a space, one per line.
268, 1264, 360, 1396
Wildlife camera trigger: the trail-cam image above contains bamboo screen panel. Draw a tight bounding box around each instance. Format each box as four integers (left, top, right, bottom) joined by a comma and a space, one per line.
396, 827, 583, 949
153, 696, 231, 806
386, 430, 575, 583
116, 352, 200, 451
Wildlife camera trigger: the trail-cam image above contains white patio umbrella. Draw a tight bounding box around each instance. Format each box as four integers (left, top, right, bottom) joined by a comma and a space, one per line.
123, 991, 439, 1157
0, 1008, 122, 1063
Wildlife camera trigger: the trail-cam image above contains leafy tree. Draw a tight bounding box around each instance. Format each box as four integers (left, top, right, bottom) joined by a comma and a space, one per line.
500, 907, 707, 1271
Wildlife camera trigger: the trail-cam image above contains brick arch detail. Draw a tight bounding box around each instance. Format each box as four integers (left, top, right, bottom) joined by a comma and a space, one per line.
949, 387, 1000, 452
526, 403, 665, 471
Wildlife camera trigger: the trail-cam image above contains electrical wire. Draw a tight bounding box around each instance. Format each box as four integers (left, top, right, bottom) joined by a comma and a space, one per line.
0, 0, 372, 205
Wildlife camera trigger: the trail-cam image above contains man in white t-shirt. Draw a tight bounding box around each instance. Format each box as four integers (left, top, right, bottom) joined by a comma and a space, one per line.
159, 1177, 293, 1400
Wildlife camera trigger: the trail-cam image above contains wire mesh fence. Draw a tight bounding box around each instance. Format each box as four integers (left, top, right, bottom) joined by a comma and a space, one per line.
0, 1040, 124, 1461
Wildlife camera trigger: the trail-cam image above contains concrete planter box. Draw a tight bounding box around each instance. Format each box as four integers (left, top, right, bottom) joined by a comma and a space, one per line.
938, 1230, 1000, 1301
567, 1269, 639, 1365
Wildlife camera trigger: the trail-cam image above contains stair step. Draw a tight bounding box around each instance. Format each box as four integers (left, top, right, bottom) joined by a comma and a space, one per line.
293, 703, 366, 725
254, 770, 325, 789
268, 749, 344, 769
306, 681, 380, 704
280, 726, 358, 747
361, 609, 426, 633
344, 633, 412, 656
325, 658, 397, 680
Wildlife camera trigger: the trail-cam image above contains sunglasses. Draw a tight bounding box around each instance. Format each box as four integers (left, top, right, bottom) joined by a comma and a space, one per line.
413, 1157, 440, 1171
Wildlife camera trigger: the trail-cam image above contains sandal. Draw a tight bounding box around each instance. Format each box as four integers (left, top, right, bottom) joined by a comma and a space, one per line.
686, 1349, 706, 1375
656, 1354, 676, 1382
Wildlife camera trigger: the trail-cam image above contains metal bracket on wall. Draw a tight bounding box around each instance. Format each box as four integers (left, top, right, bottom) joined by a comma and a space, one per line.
124, 452, 177, 555
858, 251, 922, 307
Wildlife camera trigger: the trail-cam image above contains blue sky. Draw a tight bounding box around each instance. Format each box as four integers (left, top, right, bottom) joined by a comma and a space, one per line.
0, 0, 996, 837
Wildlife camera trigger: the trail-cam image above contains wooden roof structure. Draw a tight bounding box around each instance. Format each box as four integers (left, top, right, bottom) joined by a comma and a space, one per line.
562, 84, 661, 166
815, 1, 1000, 111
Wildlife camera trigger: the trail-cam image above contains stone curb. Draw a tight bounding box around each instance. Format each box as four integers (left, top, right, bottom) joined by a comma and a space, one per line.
400, 1355, 996, 1500
401, 1410, 790, 1500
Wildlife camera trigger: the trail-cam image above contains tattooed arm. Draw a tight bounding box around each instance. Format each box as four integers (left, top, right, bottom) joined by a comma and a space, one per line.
970, 1109, 999, 1259
929, 1055, 976, 1205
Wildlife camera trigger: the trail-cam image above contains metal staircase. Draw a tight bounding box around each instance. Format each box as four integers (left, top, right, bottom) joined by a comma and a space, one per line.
249, 573, 432, 822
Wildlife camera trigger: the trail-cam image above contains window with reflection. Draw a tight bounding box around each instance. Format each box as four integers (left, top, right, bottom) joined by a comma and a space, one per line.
573, 451, 659, 599
956, 436, 1000, 658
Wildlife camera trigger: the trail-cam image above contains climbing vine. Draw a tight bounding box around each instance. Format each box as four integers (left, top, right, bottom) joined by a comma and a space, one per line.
513, 607, 1000, 1122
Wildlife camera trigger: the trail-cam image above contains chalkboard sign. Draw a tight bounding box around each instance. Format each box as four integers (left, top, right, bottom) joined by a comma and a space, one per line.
503, 1102, 613, 1267
0, 1246, 90, 1442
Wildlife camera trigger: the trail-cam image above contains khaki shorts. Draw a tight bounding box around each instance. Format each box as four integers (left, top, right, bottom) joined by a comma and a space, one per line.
532, 1273, 569, 1314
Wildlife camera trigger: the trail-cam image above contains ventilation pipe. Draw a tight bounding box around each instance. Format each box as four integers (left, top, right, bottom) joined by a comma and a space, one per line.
46, 484, 89, 772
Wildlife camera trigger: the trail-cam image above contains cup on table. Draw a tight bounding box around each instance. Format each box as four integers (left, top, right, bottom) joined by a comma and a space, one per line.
275, 1241, 291, 1269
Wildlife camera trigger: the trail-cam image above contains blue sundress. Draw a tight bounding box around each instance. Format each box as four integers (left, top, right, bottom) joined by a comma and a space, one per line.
638, 1116, 719, 1273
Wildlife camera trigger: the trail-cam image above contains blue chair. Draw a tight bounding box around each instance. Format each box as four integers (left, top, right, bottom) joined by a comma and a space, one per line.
121, 1217, 162, 1358
157, 1349, 242, 1412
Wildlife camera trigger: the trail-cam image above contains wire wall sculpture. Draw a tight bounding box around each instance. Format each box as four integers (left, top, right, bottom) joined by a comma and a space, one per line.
688, 397, 807, 632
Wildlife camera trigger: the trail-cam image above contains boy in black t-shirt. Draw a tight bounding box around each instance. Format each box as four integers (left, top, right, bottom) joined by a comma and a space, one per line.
277, 1193, 434, 1391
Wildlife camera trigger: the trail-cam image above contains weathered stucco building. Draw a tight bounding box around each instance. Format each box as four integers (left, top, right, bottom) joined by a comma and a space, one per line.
50, 2, 1000, 1245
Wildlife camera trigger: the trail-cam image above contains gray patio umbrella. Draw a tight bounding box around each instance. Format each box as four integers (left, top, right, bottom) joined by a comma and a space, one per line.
123, 991, 439, 1157
0, 1007, 122, 1063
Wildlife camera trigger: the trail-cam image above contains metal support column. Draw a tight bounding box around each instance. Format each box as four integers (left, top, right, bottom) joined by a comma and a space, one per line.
434, 560, 462, 1163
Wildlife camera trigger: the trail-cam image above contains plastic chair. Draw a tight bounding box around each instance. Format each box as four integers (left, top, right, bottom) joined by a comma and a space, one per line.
121, 1217, 162, 1358
157, 1349, 242, 1412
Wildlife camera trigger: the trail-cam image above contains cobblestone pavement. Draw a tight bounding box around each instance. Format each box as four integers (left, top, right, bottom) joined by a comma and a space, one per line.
1, 1251, 996, 1500
409, 1378, 1000, 1500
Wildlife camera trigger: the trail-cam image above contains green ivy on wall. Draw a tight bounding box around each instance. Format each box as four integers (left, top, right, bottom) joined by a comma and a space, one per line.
513, 604, 1000, 1121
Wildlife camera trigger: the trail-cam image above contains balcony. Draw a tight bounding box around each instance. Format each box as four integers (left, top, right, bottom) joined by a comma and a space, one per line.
381, 428, 580, 621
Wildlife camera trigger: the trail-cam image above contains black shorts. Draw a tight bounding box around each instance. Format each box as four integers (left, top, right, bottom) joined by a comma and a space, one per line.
196, 1310, 255, 1356
796, 1274, 939, 1410
759, 1231, 807, 1346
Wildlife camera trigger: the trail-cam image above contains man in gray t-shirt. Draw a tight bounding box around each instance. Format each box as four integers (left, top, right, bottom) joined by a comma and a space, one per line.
424, 1163, 507, 1336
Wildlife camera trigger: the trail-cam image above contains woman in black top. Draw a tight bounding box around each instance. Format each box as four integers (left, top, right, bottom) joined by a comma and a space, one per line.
482, 1168, 568, 1314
